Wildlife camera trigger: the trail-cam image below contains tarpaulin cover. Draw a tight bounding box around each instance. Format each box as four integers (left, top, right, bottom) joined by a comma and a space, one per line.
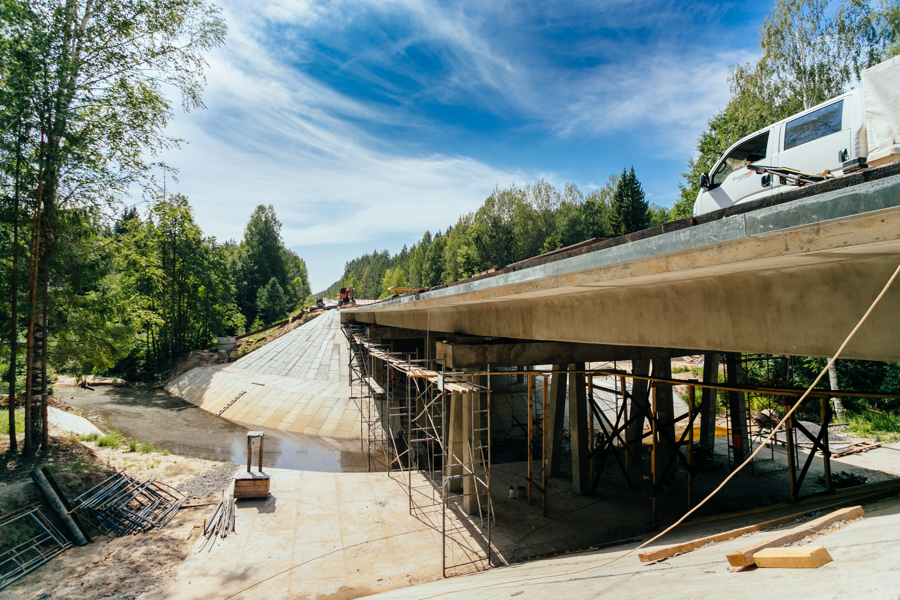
863, 55, 900, 164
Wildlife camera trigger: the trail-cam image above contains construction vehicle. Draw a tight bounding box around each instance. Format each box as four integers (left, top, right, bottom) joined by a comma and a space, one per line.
338, 285, 356, 307
694, 55, 900, 216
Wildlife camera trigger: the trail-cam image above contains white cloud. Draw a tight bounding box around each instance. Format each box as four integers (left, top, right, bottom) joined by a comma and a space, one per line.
159, 0, 761, 286
161, 3, 525, 287
550, 48, 758, 157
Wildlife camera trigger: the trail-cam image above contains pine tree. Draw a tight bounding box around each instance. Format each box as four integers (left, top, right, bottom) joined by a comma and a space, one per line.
608, 167, 650, 236
256, 277, 287, 325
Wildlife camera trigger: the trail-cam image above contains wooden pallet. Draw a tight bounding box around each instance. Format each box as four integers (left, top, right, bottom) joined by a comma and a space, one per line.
792, 438, 882, 456
830, 440, 883, 457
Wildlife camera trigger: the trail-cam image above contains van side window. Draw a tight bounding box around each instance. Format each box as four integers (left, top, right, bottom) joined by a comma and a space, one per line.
712, 131, 770, 186
784, 100, 843, 150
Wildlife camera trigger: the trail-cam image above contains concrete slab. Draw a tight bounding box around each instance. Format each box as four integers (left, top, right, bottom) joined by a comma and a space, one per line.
364, 495, 900, 600
149, 468, 449, 600
47, 405, 103, 436
165, 312, 361, 440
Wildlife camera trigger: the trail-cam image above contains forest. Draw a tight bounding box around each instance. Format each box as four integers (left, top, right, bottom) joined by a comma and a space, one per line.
0, 1, 314, 453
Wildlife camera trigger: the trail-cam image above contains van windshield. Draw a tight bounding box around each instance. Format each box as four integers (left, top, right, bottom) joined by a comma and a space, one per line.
712, 131, 770, 186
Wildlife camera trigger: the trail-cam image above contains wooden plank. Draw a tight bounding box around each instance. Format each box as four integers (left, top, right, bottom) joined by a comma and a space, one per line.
832, 441, 882, 457
754, 546, 833, 569
644, 488, 885, 564
365, 377, 385, 396
640, 510, 810, 562
726, 505, 864, 567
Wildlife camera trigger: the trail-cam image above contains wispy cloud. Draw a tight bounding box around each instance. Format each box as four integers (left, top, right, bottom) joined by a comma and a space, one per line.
160, 0, 768, 287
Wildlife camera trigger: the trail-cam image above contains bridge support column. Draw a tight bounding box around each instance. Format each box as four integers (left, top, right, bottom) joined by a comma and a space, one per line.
447, 381, 464, 493
569, 364, 589, 495
652, 358, 675, 479
425, 332, 437, 370
547, 364, 568, 477
699, 353, 720, 449
725, 353, 749, 467
626, 360, 651, 465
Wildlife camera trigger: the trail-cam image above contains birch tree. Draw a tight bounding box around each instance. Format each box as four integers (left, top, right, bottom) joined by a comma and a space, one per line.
0, 0, 225, 453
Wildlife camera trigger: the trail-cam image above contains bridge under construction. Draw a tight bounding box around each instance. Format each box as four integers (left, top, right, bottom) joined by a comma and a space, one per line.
339, 165, 900, 573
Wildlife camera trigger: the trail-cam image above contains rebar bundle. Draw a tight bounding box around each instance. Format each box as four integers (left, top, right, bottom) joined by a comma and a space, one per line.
199, 496, 236, 551
71, 471, 186, 536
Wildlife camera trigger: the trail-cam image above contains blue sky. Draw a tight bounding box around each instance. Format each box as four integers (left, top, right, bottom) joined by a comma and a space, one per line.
160, 0, 773, 291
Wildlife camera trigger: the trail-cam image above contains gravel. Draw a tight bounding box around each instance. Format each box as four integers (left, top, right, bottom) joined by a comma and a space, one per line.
773, 420, 852, 445
176, 463, 240, 499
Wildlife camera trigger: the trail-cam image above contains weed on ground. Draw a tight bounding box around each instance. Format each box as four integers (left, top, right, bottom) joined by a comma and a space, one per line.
847, 409, 900, 442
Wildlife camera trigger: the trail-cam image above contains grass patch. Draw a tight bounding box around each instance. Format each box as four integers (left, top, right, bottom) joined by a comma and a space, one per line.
138, 441, 155, 454
77, 431, 100, 442
97, 429, 125, 448
0, 408, 25, 437
846, 409, 900, 442
128, 438, 138, 452
160, 449, 170, 456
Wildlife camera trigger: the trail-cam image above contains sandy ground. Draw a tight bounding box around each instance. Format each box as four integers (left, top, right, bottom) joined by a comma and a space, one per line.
85, 443, 233, 490
4, 504, 218, 600
2, 437, 228, 600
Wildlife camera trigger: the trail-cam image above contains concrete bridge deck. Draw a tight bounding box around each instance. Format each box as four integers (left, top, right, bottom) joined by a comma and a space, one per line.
344, 168, 900, 362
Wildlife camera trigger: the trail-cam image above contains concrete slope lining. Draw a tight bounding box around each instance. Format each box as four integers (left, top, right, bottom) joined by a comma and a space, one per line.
166, 310, 362, 440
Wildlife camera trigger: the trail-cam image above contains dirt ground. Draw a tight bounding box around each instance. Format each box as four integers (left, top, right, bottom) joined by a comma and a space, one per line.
2, 433, 228, 600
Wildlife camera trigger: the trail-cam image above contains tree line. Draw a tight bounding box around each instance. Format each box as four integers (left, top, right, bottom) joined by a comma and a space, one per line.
324, 168, 667, 299
0, 0, 226, 454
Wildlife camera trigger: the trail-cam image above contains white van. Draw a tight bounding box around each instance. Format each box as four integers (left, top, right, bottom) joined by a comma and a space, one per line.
693, 56, 900, 216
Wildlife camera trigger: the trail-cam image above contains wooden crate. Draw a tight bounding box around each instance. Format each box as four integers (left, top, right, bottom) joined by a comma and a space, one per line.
233, 471, 270, 499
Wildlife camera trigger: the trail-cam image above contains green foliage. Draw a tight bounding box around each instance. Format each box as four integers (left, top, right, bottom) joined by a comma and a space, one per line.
1, 409, 25, 438
793, 357, 900, 413
138, 441, 156, 454
847, 410, 900, 442
379, 268, 408, 298
116, 195, 245, 373
322, 178, 620, 298
51, 209, 139, 377
256, 277, 288, 325
97, 429, 125, 448
677, 0, 900, 218
608, 167, 649, 236
0, 0, 234, 444
77, 432, 100, 442
128, 438, 138, 452
646, 204, 671, 228
226, 205, 311, 323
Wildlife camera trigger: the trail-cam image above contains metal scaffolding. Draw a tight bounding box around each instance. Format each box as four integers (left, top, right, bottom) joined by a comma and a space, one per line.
344, 328, 900, 573
346, 328, 495, 576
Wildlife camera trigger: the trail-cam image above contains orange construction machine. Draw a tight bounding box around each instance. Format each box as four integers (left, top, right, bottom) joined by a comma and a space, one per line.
338, 285, 356, 307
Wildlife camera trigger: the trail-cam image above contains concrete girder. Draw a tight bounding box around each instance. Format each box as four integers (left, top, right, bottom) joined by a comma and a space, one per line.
436, 340, 696, 369
547, 365, 568, 478
569, 365, 589, 495
343, 183, 900, 360
365, 326, 430, 341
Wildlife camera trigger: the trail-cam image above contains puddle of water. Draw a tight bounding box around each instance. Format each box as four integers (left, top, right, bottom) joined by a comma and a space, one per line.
59, 386, 369, 472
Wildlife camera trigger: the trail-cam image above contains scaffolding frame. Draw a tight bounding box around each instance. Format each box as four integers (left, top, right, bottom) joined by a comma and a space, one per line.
344, 331, 899, 572
346, 329, 496, 577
